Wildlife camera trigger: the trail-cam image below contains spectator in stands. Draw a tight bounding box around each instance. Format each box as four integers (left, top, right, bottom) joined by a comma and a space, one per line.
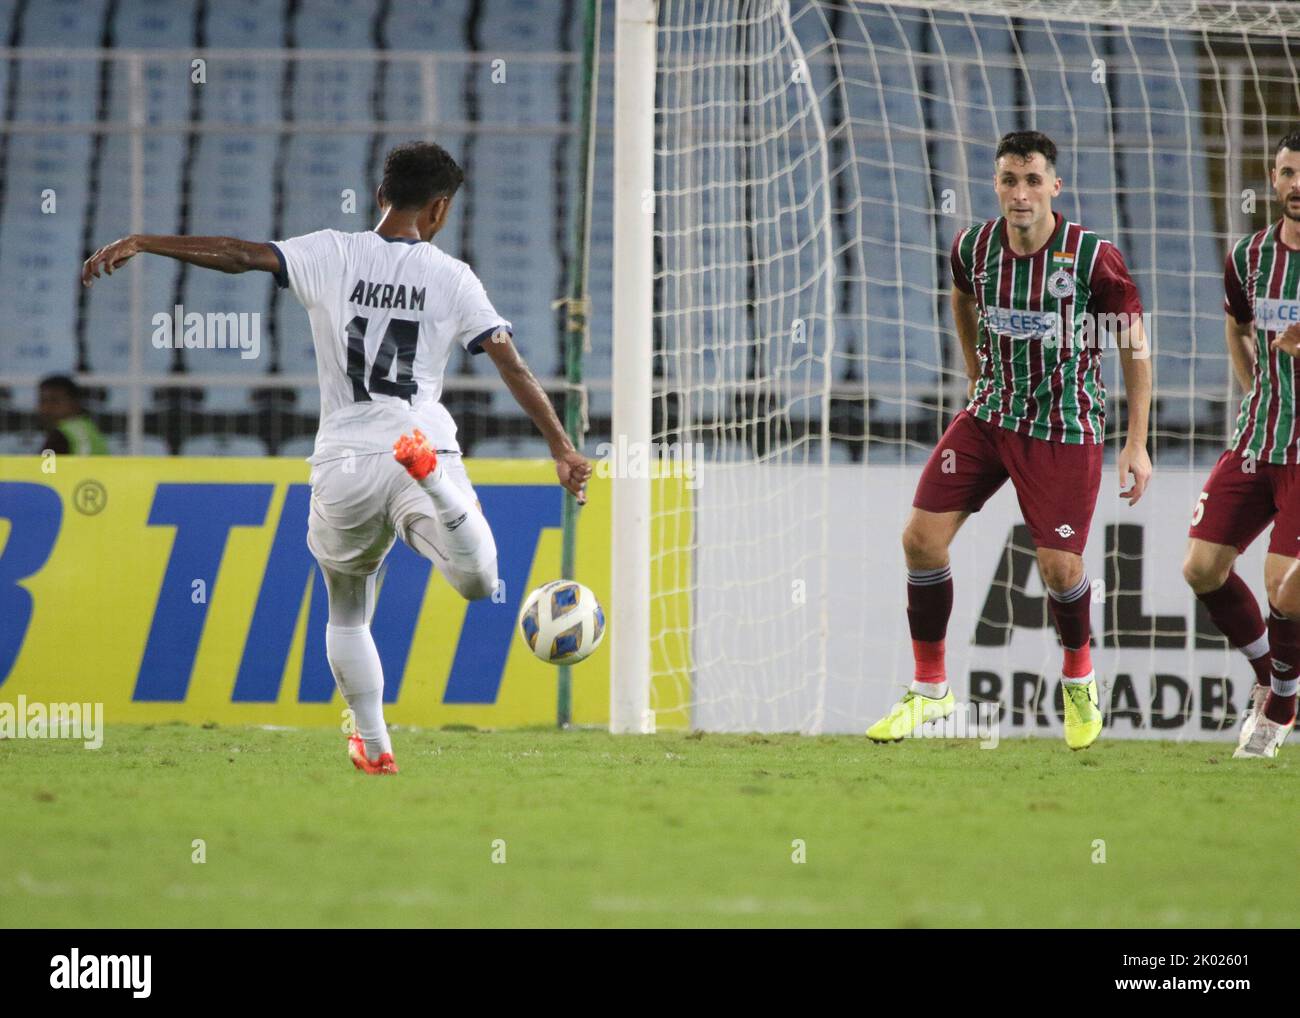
37, 375, 108, 455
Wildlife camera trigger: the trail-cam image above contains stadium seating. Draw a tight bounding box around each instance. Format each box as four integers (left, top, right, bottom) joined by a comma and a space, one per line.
0, 0, 109, 407
276, 433, 317, 458
1114, 34, 1225, 420
178, 433, 270, 457
0, 0, 1233, 458
105, 433, 171, 456
0, 431, 41, 455
81, 1, 197, 404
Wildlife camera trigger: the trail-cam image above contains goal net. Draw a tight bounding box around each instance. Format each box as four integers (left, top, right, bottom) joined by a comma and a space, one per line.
627, 0, 1300, 735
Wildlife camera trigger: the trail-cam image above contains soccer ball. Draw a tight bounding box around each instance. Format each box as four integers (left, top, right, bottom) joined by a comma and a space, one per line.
518, 580, 606, 665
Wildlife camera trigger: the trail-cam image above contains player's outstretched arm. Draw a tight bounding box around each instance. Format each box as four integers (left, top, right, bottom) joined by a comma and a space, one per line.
1117, 316, 1152, 506
483, 330, 592, 504
81, 234, 281, 287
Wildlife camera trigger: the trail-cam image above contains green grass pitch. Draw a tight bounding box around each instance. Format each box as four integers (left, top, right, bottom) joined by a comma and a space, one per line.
0, 725, 1294, 928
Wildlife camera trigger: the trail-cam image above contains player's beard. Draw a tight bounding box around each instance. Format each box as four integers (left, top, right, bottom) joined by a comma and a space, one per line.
1285, 197, 1300, 222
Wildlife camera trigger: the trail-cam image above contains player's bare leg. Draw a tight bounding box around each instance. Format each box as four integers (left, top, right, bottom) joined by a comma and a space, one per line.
321, 568, 398, 775
1236, 554, 1300, 758
1037, 547, 1101, 749
867, 508, 966, 742
1183, 539, 1270, 748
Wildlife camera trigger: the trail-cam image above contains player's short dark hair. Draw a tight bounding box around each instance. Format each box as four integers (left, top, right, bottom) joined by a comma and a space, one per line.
1275, 130, 1300, 157
379, 141, 465, 210
995, 130, 1058, 171
38, 374, 81, 402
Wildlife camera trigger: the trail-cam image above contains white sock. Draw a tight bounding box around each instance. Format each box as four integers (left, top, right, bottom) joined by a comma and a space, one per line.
909, 679, 949, 699
1242, 632, 1269, 661
1061, 670, 1095, 687
326, 623, 391, 759
406, 473, 498, 599
415, 462, 472, 526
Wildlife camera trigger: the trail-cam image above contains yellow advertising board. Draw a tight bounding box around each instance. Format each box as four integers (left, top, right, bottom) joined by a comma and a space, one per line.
0, 456, 616, 728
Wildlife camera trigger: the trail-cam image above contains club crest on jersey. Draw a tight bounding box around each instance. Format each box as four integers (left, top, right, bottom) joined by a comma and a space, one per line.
1047, 268, 1075, 299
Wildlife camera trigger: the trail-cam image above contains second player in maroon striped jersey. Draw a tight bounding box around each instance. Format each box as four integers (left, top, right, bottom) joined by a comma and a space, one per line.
1185, 129, 1300, 759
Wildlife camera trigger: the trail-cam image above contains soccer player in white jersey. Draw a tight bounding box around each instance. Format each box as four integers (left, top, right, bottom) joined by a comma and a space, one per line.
82, 141, 592, 775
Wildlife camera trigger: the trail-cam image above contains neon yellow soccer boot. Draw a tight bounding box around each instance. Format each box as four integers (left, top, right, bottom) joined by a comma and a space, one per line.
867, 688, 955, 742
1062, 674, 1102, 750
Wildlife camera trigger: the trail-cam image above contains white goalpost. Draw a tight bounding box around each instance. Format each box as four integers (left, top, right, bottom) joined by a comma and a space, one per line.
611, 0, 657, 734
611, 0, 1300, 737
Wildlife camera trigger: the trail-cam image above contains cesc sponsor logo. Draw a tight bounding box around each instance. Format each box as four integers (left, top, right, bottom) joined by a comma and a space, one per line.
982, 306, 1060, 341
1253, 298, 1300, 329
0, 478, 566, 706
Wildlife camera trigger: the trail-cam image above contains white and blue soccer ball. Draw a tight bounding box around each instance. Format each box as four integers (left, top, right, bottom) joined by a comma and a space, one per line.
518, 580, 606, 665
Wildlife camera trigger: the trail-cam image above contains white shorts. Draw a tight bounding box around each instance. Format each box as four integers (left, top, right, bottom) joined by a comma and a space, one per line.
306, 451, 479, 576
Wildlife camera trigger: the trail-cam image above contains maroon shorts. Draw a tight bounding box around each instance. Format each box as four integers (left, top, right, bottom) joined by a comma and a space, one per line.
1188, 449, 1300, 556
913, 409, 1104, 554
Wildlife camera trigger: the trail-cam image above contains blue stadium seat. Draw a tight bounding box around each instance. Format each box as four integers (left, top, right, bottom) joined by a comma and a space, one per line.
462, 0, 569, 423
583, 98, 614, 419
113, 0, 196, 46
20, 0, 108, 43
0, 14, 104, 404
105, 434, 171, 456
0, 1, 18, 47
197, 57, 286, 125
1014, 24, 1120, 232
203, 0, 285, 47
291, 1, 378, 138
478, 0, 565, 56
277, 434, 317, 458
179, 434, 270, 457
468, 436, 552, 459
382, 0, 470, 50
83, 40, 191, 395
182, 135, 279, 408
0, 431, 41, 455
1113, 31, 1220, 410
381, 0, 473, 125
468, 134, 563, 402
292, 0, 377, 50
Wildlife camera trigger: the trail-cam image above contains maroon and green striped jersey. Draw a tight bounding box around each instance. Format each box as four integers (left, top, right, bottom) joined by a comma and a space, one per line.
950, 211, 1143, 444
1224, 220, 1300, 464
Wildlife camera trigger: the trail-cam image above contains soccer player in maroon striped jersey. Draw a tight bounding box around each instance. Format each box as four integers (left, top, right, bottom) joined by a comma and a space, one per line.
866, 131, 1152, 751
1198, 131, 1300, 759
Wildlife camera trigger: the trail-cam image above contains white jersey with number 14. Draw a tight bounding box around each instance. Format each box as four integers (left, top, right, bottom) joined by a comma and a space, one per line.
270, 229, 511, 461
